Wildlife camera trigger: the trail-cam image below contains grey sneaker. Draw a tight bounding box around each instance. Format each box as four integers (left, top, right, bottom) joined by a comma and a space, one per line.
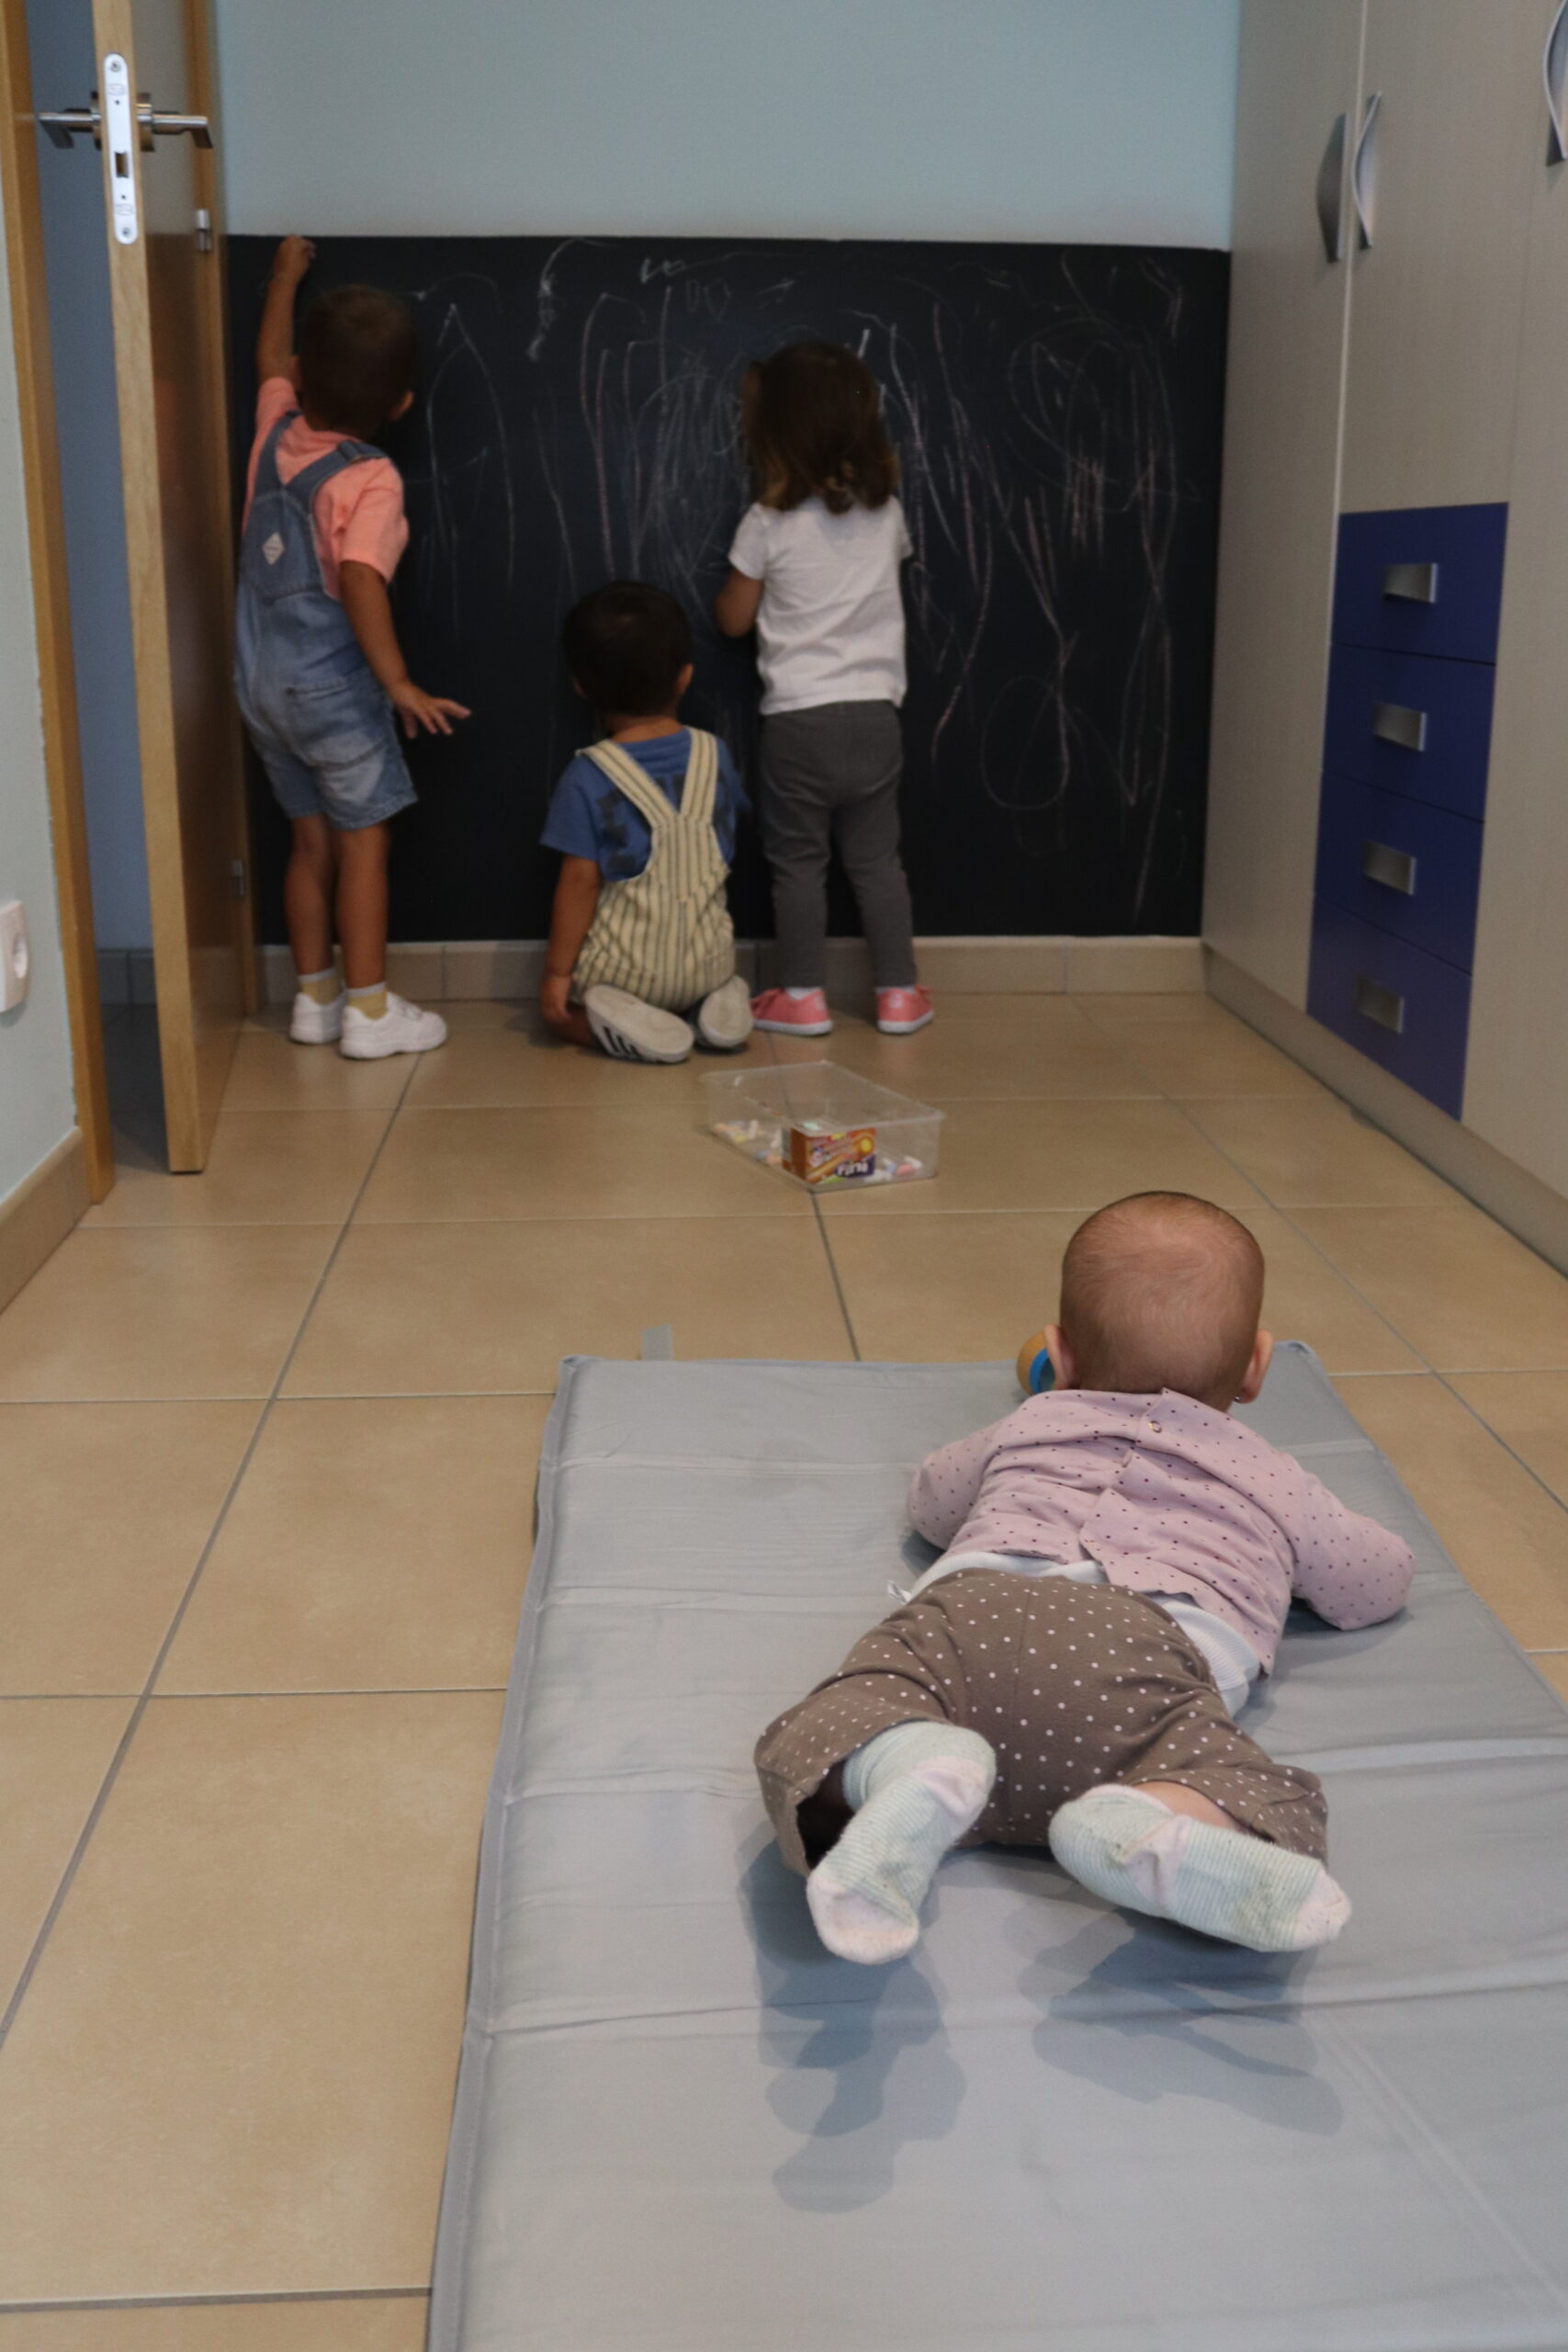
695, 974, 754, 1052
584, 984, 694, 1065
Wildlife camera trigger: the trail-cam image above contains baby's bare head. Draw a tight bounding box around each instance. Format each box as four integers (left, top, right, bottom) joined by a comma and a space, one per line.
1056, 1193, 1265, 1412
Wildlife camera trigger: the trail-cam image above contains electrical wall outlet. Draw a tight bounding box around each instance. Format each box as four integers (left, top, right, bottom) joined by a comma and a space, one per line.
0, 899, 31, 1012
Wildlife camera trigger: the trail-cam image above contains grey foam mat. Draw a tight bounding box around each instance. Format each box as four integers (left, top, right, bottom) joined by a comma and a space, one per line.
430, 1347, 1568, 2351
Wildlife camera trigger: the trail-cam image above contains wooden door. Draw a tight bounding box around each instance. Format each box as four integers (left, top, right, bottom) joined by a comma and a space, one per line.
91, 0, 252, 1169
1339, 0, 1542, 512
1464, 0, 1568, 1191
1202, 0, 1364, 1009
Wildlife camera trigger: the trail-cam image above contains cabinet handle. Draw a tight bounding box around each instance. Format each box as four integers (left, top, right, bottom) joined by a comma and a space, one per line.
1361, 839, 1418, 896
1352, 89, 1382, 249
1353, 973, 1405, 1035
1546, 0, 1568, 165
1382, 559, 1439, 604
1371, 700, 1428, 752
1316, 111, 1348, 263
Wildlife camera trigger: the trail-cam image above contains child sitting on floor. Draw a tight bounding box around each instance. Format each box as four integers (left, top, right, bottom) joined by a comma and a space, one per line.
755, 1191, 1416, 1961
539, 582, 753, 1064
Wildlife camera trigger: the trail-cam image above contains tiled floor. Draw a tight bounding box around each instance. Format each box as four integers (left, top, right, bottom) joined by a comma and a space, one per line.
4, 988, 1568, 2337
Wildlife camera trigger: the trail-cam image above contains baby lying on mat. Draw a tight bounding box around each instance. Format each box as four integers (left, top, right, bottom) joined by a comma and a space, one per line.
755, 1191, 1416, 1960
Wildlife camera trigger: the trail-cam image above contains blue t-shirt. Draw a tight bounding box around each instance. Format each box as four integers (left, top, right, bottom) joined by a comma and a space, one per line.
540, 730, 746, 881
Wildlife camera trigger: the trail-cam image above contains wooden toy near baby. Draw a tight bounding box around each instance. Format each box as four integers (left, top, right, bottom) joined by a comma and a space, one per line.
1015, 1330, 1056, 1395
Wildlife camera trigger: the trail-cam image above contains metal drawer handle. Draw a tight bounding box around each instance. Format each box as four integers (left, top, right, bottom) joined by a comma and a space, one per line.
1316, 111, 1348, 263
1353, 973, 1405, 1035
1371, 700, 1427, 752
1352, 89, 1382, 249
1361, 839, 1418, 896
1382, 560, 1438, 605
1546, 0, 1568, 165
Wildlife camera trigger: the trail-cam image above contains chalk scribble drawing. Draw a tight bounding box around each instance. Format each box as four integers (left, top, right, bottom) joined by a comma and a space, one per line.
231, 235, 1226, 942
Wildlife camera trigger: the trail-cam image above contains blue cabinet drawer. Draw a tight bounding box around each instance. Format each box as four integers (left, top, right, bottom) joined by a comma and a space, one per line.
1307, 899, 1471, 1119
1314, 771, 1483, 971
1321, 643, 1495, 819
1332, 503, 1508, 662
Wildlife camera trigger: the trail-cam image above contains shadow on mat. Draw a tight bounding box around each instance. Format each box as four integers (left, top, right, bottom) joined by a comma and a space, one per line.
1018, 1901, 1344, 2135
739, 1841, 966, 2213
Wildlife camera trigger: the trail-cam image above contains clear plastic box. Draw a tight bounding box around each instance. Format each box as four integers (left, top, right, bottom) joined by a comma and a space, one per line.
706, 1060, 943, 1190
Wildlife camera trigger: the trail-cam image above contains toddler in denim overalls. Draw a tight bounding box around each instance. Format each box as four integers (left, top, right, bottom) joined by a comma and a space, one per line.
236, 237, 468, 1059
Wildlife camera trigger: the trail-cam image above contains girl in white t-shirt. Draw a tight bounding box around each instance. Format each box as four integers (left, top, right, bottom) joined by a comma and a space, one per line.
715, 342, 931, 1036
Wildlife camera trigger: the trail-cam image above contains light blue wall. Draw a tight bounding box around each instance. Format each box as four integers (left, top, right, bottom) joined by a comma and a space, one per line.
215, 0, 1240, 248
28, 0, 151, 953
0, 178, 76, 1203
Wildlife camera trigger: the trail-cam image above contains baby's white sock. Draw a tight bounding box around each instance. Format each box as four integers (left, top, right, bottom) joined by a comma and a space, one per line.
1048, 1785, 1350, 1952
807, 1721, 997, 1964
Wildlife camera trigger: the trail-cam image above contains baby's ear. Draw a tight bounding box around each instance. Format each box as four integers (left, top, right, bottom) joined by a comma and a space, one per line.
1043, 1324, 1076, 1390
1235, 1329, 1274, 1407
390, 390, 414, 422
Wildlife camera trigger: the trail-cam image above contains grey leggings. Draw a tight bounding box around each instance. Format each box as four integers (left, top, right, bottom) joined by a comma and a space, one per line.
758, 701, 918, 991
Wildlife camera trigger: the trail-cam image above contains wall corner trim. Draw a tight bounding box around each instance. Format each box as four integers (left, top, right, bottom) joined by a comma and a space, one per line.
0, 1125, 87, 1316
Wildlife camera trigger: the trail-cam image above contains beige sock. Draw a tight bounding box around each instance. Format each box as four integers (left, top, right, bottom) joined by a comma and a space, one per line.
346, 983, 388, 1021
298, 967, 342, 1007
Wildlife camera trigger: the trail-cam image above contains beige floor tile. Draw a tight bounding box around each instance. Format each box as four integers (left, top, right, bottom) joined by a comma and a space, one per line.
902, 993, 1091, 1024
1295, 1204, 1568, 1370
0, 1699, 131, 2009
0, 2303, 427, 2351
1183, 1098, 1454, 1206
1447, 1372, 1568, 1505
817, 1098, 1264, 1217
162, 1397, 547, 1693
284, 1216, 849, 1395
825, 1201, 1418, 1373
1073, 991, 1240, 1027
403, 1008, 775, 1108
0, 1405, 259, 1694
769, 1014, 1158, 1100
83, 1113, 390, 1228
1111, 1023, 1327, 1100
222, 1023, 410, 1112
0, 1692, 502, 2302
0, 1229, 337, 1403
1533, 1653, 1568, 1701
356, 1105, 809, 1222
1337, 1374, 1568, 1648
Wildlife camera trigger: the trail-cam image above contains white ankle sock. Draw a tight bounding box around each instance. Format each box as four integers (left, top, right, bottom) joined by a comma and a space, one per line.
807, 1721, 996, 1964
1048, 1785, 1350, 1952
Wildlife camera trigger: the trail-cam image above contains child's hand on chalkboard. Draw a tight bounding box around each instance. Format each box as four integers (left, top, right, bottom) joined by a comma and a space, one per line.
270, 234, 316, 289
389, 679, 471, 740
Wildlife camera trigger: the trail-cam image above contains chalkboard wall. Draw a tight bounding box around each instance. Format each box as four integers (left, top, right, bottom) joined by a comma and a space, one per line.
227, 237, 1228, 946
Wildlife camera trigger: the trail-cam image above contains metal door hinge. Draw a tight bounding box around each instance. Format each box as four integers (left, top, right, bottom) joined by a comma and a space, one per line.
230, 859, 248, 901
195, 207, 213, 252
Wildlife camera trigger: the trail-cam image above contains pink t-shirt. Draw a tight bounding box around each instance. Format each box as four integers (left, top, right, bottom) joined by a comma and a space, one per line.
908, 1388, 1416, 1674
243, 378, 408, 600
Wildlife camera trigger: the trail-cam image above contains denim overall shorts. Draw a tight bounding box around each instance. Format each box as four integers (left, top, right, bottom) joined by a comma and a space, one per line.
234, 413, 415, 831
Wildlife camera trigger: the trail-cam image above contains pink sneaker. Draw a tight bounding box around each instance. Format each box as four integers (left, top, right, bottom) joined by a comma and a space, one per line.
876, 987, 934, 1035
751, 987, 833, 1036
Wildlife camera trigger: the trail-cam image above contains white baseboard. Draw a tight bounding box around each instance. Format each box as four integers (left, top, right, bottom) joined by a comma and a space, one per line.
1207, 948, 1568, 1282
0, 1129, 88, 1316
259, 934, 1205, 1007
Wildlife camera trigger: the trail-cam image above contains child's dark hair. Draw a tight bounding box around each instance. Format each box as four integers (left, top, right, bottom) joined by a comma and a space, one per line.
742, 341, 898, 515
297, 286, 418, 440
563, 582, 693, 718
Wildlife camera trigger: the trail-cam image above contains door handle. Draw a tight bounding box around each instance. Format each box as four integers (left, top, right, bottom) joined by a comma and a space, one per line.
1316, 111, 1348, 263
1353, 973, 1405, 1035
1361, 840, 1418, 895
144, 109, 213, 149
1382, 559, 1438, 604
37, 106, 99, 147
1352, 89, 1382, 249
1371, 700, 1428, 752
1546, 0, 1568, 165
37, 95, 211, 152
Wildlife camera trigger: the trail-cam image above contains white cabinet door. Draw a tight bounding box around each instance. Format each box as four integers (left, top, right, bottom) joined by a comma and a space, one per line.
1203, 0, 1362, 1006
1339, 0, 1541, 512
1465, 1, 1568, 1191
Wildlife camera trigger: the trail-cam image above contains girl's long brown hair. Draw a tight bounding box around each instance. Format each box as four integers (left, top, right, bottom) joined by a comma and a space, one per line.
741, 341, 898, 514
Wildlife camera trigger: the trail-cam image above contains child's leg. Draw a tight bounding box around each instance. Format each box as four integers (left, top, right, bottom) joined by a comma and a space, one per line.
829, 703, 918, 991
757, 712, 837, 989
335, 821, 390, 993
807, 1719, 997, 1963
283, 815, 338, 989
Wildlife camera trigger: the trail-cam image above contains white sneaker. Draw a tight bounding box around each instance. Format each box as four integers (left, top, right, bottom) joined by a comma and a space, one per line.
695, 974, 754, 1052
339, 991, 448, 1059
289, 989, 344, 1045
583, 984, 694, 1064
